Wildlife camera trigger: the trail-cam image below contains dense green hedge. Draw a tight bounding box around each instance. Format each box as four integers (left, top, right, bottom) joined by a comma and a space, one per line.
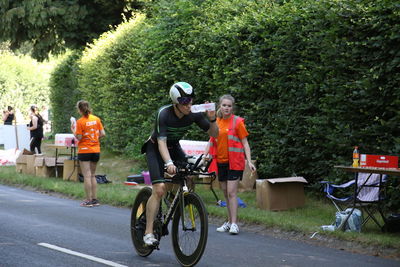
50, 0, 400, 199
49, 51, 82, 134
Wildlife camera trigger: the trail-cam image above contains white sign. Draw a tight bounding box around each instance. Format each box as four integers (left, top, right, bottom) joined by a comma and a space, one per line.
0, 125, 30, 150
179, 140, 208, 156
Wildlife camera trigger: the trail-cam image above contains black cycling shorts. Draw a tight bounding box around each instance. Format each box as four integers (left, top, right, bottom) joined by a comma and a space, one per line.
217, 163, 243, 182
78, 153, 100, 162
143, 139, 186, 184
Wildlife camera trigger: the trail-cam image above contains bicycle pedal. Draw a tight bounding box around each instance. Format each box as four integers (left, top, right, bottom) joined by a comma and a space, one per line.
146, 241, 160, 249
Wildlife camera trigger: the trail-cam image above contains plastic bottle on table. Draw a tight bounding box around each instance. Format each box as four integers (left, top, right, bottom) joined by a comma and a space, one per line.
190, 103, 216, 113
352, 146, 360, 167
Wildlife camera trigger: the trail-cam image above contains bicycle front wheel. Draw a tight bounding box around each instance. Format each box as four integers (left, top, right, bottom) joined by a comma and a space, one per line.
131, 187, 153, 257
171, 192, 208, 267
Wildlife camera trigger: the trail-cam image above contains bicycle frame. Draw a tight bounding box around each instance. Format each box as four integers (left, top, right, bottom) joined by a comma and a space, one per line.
131, 154, 210, 266
161, 175, 195, 235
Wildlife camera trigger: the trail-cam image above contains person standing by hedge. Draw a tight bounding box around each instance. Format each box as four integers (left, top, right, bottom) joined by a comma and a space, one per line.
28, 105, 44, 154
71, 100, 105, 207
204, 94, 256, 235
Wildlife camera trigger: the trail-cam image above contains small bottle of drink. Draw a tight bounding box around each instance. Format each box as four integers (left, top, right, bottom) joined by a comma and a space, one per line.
352, 146, 360, 167
191, 103, 216, 113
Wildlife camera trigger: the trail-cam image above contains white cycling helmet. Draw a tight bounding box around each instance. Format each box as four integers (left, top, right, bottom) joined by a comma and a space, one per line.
169, 82, 195, 104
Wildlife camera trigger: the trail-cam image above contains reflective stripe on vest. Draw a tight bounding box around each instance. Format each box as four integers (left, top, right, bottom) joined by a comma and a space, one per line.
229, 147, 244, 153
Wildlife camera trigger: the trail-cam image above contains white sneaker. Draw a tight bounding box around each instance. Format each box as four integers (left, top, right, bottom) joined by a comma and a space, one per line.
216, 222, 231, 232
229, 223, 239, 235
143, 233, 158, 246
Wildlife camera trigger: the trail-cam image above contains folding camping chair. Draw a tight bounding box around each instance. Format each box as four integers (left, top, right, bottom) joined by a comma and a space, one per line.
321, 172, 388, 231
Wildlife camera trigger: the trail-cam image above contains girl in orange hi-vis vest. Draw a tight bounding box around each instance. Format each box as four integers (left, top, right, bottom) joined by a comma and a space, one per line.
204, 94, 256, 235
71, 100, 105, 208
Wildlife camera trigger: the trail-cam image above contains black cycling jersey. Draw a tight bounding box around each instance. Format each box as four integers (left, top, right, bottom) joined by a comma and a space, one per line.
142, 104, 211, 184
150, 104, 209, 145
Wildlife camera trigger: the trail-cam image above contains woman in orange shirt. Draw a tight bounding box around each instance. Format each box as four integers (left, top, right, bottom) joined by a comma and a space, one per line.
72, 100, 105, 207
205, 94, 256, 235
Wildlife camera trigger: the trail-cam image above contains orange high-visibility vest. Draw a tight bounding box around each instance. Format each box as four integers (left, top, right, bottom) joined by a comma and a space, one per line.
208, 115, 245, 173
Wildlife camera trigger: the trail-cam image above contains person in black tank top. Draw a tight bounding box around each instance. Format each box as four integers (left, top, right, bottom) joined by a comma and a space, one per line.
2, 106, 14, 125
28, 105, 44, 154
141, 82, 219, 246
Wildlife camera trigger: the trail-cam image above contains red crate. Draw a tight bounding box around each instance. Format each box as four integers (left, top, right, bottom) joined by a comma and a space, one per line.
360, 154, 398, 169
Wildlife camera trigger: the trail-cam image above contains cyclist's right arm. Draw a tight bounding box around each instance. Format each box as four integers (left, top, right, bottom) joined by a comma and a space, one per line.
157, 138, 177, 175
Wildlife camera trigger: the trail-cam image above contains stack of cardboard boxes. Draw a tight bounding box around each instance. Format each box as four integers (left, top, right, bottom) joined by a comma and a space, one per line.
15, 147, 80, 181
15, 150, 58, 178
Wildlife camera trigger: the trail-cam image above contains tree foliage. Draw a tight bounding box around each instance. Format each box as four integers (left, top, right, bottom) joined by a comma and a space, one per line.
0, 0, 154, 61
0, 50, 54, 122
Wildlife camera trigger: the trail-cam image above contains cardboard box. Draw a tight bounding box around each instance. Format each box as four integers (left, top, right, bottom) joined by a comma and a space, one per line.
35, 157, 55, 177
16, 154, 28, 164
239, 160, 258, 192
15, 154, 28, 173
63, 159, 80, 181
45, 157, 56, 167
16, 163, 27, 174
256, 177, 308, 211
25, 155, 38, 175
43, 157, 61, 178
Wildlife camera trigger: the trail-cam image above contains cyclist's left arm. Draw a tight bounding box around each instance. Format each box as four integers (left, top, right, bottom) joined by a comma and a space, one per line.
206, 109, 218, 138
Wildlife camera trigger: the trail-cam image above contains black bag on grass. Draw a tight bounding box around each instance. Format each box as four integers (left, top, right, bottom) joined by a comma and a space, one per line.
384, 214, 400, 232
78, 174, 111, 184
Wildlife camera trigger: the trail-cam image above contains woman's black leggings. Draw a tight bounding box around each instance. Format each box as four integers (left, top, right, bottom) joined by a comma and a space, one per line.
30, 136, 42, 154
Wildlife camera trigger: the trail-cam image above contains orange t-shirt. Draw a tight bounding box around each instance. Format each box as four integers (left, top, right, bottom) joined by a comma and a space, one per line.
215, 116, 248, 163
75, 114, 104, 154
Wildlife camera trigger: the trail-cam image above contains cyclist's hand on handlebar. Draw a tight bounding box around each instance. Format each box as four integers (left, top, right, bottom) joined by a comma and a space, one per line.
166, 164, 177, 175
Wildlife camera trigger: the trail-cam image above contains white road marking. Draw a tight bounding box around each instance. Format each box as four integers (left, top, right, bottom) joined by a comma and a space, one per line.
38, 243, 128, 267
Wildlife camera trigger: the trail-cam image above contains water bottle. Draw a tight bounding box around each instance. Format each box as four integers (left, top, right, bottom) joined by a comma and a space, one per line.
352, 146, 359, 167
321, 225, 336, 231
191, 103, 216, 113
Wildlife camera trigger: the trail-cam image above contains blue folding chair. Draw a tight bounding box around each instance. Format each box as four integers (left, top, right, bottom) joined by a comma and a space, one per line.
321, 173, 388, 231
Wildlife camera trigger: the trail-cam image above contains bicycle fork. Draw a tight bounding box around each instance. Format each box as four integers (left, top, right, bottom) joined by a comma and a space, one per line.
180, 183, 196, 232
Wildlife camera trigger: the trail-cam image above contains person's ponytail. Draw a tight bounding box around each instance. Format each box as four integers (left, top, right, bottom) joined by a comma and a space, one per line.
77, 100, 91, 117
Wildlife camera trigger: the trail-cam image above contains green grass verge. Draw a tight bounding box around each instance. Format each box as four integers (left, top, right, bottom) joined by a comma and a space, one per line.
1, 150, 399, 252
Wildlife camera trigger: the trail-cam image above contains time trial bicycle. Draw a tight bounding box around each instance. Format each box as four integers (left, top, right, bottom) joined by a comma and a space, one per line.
130, 154, 214, 266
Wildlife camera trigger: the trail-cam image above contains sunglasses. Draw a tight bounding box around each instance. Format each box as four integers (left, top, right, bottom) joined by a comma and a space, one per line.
177, 97, 193, 105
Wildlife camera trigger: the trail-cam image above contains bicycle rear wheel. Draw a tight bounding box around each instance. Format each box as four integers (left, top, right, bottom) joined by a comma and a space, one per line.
171, 192, 208, 267
131, 187, 153, 257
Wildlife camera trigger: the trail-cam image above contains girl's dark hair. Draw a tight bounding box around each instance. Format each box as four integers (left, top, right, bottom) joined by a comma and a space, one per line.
77, 100, 91, 117
7, 106, 13, 111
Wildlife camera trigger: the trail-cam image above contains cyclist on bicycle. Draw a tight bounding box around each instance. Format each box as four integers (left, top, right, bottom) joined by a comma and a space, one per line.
141, 82, 218, 246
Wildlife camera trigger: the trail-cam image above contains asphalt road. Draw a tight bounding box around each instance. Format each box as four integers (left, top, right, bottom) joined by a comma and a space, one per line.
0, 184, 398, 267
